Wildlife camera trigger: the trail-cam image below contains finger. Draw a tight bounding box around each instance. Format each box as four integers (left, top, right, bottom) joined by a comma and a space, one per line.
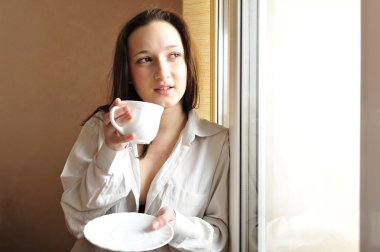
103, 98, 121, 125
104, 120, 118, 135
152, 215, 174, 230
111, 98, 121, 107
108, 98, 127, 120
105, 133, 136, 150
111, 133, 135, 144
152, 208, 176, 230
105, 126, 135, 141
117, 111, 133, 125
104, 119, 135, 139
104, 106, 132, 126
111, 98, 134, 112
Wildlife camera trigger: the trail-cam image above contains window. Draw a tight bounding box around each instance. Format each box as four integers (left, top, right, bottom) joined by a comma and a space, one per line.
216, 0, 361, 251
259, 0, 360, 251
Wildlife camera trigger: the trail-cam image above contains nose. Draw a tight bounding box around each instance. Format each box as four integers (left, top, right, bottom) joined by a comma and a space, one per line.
154, 57, 170, 81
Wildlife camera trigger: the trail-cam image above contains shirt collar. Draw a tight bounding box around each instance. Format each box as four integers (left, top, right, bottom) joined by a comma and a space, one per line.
182, 110, 226, 145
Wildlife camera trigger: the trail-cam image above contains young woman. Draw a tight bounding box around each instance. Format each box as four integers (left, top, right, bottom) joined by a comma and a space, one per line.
61, 9, 229, 252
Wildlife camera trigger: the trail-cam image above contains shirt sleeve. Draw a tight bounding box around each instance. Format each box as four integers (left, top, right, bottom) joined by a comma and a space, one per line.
60, 116, 134, 238
169, 131, 230, 252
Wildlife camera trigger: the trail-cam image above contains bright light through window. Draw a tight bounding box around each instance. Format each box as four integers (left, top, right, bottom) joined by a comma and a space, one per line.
258, 0, 360, 251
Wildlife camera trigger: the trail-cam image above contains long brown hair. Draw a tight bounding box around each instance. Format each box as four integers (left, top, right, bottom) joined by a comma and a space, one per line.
83, 8, 199, 124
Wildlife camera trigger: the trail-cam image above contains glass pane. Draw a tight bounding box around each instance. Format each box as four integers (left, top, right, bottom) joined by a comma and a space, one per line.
258, 0, 360, 251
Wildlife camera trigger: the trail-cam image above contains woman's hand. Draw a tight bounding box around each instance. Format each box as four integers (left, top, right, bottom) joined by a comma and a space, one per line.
103, 98, 136, 151
152, 207, 176, 230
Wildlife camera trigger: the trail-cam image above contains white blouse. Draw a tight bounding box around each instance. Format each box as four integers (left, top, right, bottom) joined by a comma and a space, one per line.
61, 110, 230, 252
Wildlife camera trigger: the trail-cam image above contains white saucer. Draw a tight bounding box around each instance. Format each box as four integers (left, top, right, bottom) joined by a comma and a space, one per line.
84, 212, 174, 251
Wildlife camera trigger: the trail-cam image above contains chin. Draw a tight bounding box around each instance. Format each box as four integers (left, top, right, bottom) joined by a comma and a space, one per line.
160, 101, 183, 111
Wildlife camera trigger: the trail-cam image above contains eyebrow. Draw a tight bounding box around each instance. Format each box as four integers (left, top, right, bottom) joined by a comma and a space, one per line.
133, 45, 181, 57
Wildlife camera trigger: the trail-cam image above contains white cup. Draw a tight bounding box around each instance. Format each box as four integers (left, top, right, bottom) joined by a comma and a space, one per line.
109, 101, 164, 144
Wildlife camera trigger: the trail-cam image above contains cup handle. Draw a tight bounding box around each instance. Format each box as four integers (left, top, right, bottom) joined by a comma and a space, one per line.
109, 106, 125, 135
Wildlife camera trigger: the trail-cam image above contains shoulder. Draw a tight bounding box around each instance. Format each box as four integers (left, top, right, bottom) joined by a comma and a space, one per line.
197, 117, 228, 137
186, 110, 229, 140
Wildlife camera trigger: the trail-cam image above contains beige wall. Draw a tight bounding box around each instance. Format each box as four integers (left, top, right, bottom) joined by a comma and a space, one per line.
0, 1, 181, 251
361, 0, 380, 251
183, 0, 215, 121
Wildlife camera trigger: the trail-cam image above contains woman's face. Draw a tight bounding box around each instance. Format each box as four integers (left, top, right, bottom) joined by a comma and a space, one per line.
128, 21, 187, 110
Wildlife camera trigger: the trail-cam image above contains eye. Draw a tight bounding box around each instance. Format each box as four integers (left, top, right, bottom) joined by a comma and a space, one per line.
169, 52, 181, 59
137, 56, 152, 64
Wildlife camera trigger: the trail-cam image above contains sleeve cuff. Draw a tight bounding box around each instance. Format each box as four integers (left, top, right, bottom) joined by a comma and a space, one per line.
170, 210, 194, 245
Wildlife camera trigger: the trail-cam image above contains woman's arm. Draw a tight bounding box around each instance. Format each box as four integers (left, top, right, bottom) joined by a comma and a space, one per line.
60, 115, 134, 238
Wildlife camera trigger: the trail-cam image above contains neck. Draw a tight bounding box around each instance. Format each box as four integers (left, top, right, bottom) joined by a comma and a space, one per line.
158, 104, 187, 135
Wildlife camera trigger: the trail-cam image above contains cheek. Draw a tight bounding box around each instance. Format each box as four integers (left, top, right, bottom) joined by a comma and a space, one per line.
177, 64, 187, 83
130, 67, 145, 82
130, 68, 152, 90
130, 68, 149, 97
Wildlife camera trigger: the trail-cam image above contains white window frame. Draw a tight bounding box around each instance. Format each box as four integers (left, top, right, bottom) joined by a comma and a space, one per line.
215, 0, 259, 251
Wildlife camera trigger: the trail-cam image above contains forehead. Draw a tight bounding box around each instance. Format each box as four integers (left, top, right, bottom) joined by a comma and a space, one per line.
128, 21, 184, 53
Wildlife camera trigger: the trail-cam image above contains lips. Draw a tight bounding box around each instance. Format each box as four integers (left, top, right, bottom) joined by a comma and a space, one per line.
154, 84, 174, 95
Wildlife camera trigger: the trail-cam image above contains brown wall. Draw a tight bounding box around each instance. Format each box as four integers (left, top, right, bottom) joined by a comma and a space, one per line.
0, 1, 181, 251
